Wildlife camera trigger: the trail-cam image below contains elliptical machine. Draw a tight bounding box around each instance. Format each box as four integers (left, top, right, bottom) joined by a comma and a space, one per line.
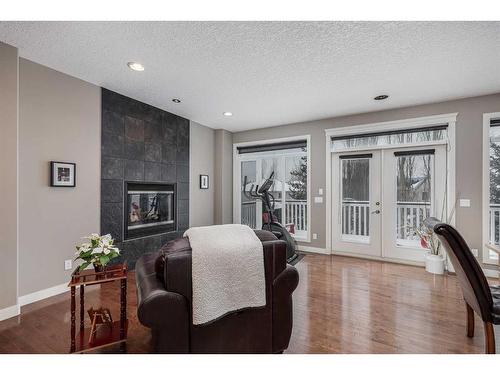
243, 172, 298, 263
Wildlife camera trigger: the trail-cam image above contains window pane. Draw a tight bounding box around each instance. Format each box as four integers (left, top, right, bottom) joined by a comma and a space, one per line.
239, 146, 308, 240
395, 154, 432, 247
261, 157, 283, 224
341, 158, 370, 238
241, 160, 257, 228
332, 128, 447, 151
285, 155, 308, 237
489, 126, 500, 245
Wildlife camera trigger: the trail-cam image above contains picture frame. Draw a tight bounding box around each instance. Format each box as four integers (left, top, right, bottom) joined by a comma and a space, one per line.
200, 174, 209, 189
50, 161, 76, 187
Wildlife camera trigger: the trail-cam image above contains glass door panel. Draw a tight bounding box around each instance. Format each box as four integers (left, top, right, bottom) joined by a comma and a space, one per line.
331, 152, 381, 257
285, 155, 308, 239
382, 145, 447, 262
261, 157, 283, 224
341, 158, 371, 243
395, 152, 433, 248
241, 160, 259, 229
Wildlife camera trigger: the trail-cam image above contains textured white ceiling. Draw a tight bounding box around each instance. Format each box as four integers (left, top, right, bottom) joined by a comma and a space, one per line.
0, 21, 499, 131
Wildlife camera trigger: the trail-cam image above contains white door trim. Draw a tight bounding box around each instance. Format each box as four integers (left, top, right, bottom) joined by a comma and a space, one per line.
482, 112, 500, 264
325, 113, 457, 255
233, 135, 311, 243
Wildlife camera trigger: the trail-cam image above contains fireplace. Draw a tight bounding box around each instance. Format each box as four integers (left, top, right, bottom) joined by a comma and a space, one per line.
124, 182, 176, 240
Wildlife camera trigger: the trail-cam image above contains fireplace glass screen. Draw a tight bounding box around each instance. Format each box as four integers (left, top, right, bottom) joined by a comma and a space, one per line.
125, 183, 176, 239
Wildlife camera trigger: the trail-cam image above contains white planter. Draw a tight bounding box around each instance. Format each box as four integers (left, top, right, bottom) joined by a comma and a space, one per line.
425, 252, 445, 275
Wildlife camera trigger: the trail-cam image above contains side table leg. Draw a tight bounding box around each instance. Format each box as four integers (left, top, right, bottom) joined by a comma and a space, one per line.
70, 286, 76, 353
120, 278, 127, 338
80, 285, 84, 331
120, 278, 127, 353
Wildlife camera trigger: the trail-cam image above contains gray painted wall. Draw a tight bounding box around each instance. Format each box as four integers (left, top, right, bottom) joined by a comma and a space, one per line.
214, 129, 233, 224
12, 58, 217, 300
19, 59, 101, 295
233, 93, 500, 264
190, 121, 215, 227
0, 42, 18, 311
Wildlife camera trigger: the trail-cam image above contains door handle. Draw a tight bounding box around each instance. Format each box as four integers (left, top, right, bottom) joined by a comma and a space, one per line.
371, 209, 381, 214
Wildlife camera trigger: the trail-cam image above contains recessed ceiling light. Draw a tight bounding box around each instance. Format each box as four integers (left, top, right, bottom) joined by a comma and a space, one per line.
127, 62, 145, 72
374, 94, 389, 101
223, 112, 233, 117
172, 98, 181, 103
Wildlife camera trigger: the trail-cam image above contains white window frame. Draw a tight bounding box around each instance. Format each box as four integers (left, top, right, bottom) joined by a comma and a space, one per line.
482, 112, 500, 264
233, 135, 311, 243
325, 113, 457, 255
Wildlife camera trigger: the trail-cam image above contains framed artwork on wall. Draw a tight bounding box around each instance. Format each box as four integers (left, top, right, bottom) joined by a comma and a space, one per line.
200, 174, 209, 189
50, 161, 76, 187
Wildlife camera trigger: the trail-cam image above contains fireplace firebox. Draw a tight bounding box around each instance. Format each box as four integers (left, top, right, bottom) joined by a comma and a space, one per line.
124, 182, 176, 240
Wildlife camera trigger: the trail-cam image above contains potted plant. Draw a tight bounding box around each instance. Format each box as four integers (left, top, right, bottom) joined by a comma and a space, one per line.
415, 225, 445, 275
75, 233, 120, 272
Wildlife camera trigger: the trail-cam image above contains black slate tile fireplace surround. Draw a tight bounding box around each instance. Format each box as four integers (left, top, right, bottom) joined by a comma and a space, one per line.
101, 88, 189, 268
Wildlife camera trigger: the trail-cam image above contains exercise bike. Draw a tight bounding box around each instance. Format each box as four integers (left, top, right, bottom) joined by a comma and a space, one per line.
243, 172, 298, 263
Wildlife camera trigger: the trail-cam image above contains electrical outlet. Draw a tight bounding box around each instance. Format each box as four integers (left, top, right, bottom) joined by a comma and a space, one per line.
64, 259, 72, 271
313, 233, 318, 240
318, 188, 323, 196
471, 248, 479, 257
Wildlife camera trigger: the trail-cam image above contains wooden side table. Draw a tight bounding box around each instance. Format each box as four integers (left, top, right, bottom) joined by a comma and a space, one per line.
68, 262, 128, 353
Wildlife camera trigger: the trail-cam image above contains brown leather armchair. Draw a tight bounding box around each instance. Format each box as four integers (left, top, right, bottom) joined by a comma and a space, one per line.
425, 217, 499, 354
135, 230, 299, 353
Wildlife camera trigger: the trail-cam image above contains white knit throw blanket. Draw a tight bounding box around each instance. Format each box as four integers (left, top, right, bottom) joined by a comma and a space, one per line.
184, 224, 266, 325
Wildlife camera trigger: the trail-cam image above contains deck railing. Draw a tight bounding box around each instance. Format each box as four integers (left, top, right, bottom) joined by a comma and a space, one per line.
341, 200, 431, 239
241, 201, 257, 228
241, 200, 308, 232
285, 200, 308, 232
342, 201, 370, 236
396, 202, 431, 240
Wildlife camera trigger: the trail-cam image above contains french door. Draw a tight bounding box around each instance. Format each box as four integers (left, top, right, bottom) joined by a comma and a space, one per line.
332, 145, 447, 263
332, 152, 382, 257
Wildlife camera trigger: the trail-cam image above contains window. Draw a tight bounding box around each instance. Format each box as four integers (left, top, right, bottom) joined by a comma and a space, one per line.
236, 139, 309, 241
485, 116, 500, 263
331, 126, 447, 152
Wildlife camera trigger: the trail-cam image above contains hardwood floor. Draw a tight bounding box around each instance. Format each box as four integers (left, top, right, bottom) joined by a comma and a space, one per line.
0, 253, 497, 354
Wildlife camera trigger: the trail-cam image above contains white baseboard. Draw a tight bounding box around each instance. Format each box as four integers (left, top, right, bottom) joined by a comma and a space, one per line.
18, 282, 69, 307
0, 304, 20, 321
484, 268, 499, 279
297, 245, 330, 255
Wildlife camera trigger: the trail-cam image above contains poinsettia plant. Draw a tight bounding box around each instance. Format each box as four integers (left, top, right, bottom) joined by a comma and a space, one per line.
414, 225, 441, 255
75, 233, 120, 272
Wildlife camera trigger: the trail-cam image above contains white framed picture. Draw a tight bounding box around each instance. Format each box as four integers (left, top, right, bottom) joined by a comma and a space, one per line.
200, 174, 209, 189
50, 161, 76, 187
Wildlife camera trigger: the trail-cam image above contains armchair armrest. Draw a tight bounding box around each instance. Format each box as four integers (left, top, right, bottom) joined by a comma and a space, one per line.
135, 253, 190, 353
272, 264, 299, 353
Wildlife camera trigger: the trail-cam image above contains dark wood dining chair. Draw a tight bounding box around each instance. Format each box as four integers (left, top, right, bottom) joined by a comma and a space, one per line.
425, 217, 499, 354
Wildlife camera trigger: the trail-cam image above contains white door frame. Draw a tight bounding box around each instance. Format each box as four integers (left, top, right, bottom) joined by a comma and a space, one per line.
233, 135, 311, 243
325, 113, 457, 256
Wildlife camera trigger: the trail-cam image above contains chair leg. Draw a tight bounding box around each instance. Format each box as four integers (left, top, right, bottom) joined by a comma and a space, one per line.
484, 322, 496, 354
466, 303, 474, 337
